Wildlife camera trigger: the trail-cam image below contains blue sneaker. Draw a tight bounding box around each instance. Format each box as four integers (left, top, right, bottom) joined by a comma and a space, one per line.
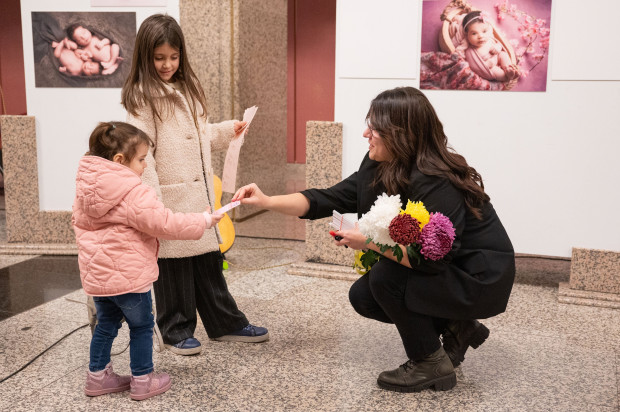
165, 337, 202, 355
214, 324, 269, 343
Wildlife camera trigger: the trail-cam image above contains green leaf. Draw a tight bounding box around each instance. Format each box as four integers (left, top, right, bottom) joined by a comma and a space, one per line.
360, 250, 380, 270
406, 245, 422, 266
393, 246, 403, 262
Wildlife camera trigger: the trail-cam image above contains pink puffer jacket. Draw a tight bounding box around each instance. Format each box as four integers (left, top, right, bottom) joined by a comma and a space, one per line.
72, 156, 207, 296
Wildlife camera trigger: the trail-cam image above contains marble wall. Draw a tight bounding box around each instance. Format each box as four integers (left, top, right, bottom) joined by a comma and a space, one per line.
181, 0, 289, 220
303, 121, 353, 267
234, 0, 289, 217
558, 247, 620, 309
0, 116, 76, 253
181, 0, 234, 126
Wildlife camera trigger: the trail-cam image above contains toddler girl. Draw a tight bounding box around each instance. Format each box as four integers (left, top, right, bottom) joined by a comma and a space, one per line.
72, 121, 222, 400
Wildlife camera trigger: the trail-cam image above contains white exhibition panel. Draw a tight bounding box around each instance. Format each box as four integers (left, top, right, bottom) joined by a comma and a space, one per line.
335, 78, 418, 177
551, 0, 620, 80
21, 0, 180, 211
336, 0, 419, 79
334, 2, 620, 257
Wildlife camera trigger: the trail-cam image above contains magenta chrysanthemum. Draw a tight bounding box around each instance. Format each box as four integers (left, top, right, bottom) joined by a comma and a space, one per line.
420, 212, 456, 261
388, 214, 421, 245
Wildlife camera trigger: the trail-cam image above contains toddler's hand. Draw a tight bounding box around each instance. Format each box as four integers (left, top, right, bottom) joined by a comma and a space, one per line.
203, 208, 224, 229
210, 213, 224, 227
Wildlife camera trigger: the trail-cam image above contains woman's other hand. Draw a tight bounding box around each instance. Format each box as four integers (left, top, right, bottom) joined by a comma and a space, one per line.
331, 225, 368, 250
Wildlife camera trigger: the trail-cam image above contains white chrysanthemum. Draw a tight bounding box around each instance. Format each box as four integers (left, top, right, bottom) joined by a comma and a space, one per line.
358, 193, 402, 247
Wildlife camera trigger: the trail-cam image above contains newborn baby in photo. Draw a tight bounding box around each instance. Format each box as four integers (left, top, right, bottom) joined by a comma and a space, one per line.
451, 11, 519, 82
52, 38, 101, 76
67, 24, 122, 75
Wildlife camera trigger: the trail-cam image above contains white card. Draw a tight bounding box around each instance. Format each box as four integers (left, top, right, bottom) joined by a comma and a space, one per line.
221, 106, 258, 193
215, 200, 241, 215
330, 210, 357, 231
241, 105, 258, 131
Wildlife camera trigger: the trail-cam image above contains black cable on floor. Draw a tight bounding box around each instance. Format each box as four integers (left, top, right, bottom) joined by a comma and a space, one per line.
0, 323, 89, 384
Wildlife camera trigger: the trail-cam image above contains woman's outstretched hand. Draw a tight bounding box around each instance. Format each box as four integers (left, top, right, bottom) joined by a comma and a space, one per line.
232, 183, 268, 208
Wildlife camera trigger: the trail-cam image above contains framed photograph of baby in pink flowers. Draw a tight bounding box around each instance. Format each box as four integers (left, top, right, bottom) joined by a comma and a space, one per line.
419, 0, 552, 92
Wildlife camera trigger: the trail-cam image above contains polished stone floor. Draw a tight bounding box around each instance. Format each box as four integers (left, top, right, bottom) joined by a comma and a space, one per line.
0, 225, 618, 410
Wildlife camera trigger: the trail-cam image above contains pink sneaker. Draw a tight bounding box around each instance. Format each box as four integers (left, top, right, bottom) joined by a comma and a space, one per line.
130, 372, 171, 401
84, 363, 131, 396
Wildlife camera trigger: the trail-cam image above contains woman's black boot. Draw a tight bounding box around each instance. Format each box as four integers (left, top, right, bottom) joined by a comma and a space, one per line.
442, 319, 490, 367
377, 347, 456, 392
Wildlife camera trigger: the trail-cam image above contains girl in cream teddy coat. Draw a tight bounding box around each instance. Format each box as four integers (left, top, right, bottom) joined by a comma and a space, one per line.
121, 14, 268, 356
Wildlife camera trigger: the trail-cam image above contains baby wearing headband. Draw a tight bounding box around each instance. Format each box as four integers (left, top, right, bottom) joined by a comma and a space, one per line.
457, 11, 519, 82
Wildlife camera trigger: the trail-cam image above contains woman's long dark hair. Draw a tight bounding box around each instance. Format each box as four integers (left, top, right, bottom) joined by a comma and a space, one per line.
367, 87, 489, 219
121, 14, 207, 128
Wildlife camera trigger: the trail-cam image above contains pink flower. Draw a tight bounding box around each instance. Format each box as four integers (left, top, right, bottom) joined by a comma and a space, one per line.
389, 214, 421, 245
480, 10, 491, 24
420, 213, 456, 261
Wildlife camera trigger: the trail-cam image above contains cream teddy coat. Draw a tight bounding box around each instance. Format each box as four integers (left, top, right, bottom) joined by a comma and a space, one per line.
72, 156, 207, 296
126, 83, 238, 258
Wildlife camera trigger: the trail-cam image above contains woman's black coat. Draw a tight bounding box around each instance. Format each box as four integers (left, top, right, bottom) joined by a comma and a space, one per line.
301, 153, 515, 320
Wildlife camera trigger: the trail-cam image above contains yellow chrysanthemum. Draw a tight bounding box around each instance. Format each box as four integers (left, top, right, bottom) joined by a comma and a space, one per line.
401, 200, 430, 229
353, 250, 368, 275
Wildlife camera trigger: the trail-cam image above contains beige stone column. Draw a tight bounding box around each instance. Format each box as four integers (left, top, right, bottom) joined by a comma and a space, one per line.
0, 115, 76, 254
558, 248, 620, 309
288, 121, 358, 281
181, 0, 289, 220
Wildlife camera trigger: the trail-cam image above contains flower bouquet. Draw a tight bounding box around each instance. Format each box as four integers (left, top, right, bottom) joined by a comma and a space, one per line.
354, 193, 456, 274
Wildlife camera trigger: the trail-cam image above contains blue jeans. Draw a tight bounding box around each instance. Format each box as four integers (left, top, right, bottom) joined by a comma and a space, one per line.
90, 292, 154, 376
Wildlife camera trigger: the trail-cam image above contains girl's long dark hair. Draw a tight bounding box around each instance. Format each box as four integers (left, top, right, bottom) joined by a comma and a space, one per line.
367, 87, 489, 219
121, 14, 207, 128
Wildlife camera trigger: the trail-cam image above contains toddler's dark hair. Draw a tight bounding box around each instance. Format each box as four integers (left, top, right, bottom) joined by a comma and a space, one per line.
88, 121, 153, 164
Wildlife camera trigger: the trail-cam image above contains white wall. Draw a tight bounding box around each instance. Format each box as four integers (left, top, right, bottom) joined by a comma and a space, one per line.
21, 0, 179, 211
335, 0, 620, 257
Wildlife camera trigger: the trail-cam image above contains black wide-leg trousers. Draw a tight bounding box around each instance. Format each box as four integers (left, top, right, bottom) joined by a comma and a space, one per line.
348, 258, 447, 360
153, 250, 248, 344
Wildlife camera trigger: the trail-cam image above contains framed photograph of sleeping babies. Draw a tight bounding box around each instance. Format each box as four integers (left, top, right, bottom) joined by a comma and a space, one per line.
31, 12, 135, 88
419, 0, 552, 92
